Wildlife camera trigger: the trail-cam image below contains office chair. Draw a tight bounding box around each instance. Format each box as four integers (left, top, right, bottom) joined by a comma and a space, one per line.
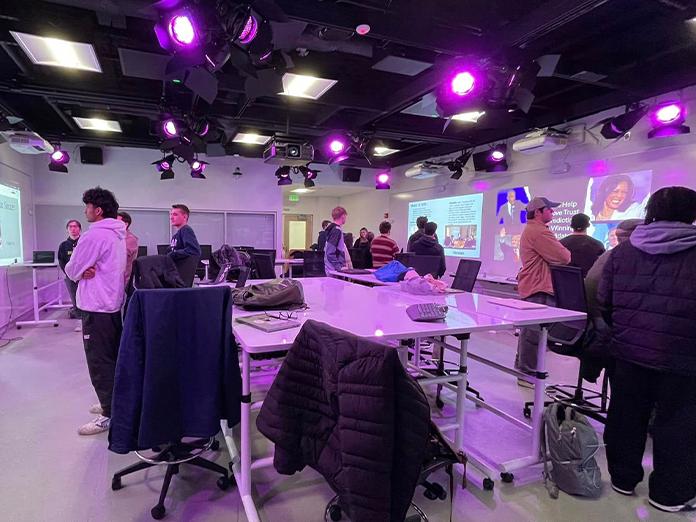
137, 245, 148, 257
156, 244, 169, 256
349, 247, 372, 269
522, 265, 610, 423
196, 244, 212, 280
173, 255, 201, 287
302, 250, 326, 277
251, 253, 277, 279
396, 253, 442, 278
451, 259, 481, 291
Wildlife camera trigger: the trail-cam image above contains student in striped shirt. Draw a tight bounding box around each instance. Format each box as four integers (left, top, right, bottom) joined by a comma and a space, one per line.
370, 221, 400, 268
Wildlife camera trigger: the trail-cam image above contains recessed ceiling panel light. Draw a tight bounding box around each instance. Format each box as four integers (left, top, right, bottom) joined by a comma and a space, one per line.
279, 73, 337, 100
10, 31, 102, 72
291, 188, 313, 193
232, 132, 272, 145
451, 111, 486, 123
73, 117, 122, 132
373, 146, 399, 156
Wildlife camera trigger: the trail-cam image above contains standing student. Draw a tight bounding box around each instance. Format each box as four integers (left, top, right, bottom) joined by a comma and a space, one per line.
559, 213, 605, 277
411, 222, 446, 278
117, 211, 139, 284
352, 227, 372, 269
407, 216, 438, 252
168, 204, 201, 260
64, 187, 126, 436
58, 219, 82, 321
515, 197, 571, 387
324, 207, 348, 272
317, 220, 331, 252
598, 187, 696, 512
370, 221, 400, 268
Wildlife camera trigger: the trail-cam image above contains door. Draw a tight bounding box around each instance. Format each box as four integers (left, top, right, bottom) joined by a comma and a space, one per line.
283, 214, 313, 253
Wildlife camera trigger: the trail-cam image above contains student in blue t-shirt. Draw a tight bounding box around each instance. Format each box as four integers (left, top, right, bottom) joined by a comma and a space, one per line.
168, 204, 201, 260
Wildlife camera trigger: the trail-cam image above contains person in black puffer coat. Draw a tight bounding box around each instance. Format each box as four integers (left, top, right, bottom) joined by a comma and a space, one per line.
598, 186, 696, 513
411, 221, 446, 278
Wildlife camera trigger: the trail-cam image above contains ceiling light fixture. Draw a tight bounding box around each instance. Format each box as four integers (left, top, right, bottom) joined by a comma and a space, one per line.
153, 154, 176, 180
451, 111, 486, 123
280, 73, 337, 100
162, 119, 179, 137
49, 147, 70, 173
451, 71, 476, 96
238, 15, 259, 44
356, 24, 371, 35
168, 14, 197, 46
275, 165, 292, 186
73, 117, 122, 133
232, 132, 272, 145
472, 144, 508, 172
376, 171, 391, 190
600, 104, 648, 139
373, 146, 399, 157
190, 159, 208, 178
648, 101, 690, 139
10, 31, 102, 72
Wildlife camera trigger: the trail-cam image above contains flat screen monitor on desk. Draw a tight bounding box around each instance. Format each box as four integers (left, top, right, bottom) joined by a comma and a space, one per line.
32, 251, 55, 264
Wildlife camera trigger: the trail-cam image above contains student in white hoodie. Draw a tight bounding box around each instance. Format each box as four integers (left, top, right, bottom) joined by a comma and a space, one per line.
65, 187, 127, 436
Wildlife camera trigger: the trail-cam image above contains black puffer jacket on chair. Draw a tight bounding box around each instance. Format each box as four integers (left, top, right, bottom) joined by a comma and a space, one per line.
256, 320, 430, 522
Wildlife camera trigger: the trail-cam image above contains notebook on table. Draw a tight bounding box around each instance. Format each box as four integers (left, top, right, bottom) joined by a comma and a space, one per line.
486, 297, 548, 310
236, 313, 300, 332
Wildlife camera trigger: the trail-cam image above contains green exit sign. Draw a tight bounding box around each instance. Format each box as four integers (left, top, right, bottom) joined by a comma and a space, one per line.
288, 194, 300, 202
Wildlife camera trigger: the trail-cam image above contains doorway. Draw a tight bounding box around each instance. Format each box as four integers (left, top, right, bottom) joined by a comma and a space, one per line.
283, 214, 313, 253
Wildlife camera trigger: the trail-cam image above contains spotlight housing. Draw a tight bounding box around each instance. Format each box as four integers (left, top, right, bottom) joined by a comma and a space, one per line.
298, 165, 318, 188
190, 159, 208, 178
275, 165, 292, 186
600, 105, 649, 139
472, 145, 508, 172
168, 14, 197, 46
648, 102, 690, 138
238, 15, 259, 44
49, 147, 70, 173
153, 154, 176, 180
162, 119, 180, 137
447, 150, 472, 180
376, 171, 391, 190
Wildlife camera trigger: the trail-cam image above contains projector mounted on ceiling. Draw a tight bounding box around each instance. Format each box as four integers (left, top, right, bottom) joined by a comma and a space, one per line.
404, 162, 448, 179
512, 129, 568, 155
3, 131, 54, 155
263, 139, 314, 165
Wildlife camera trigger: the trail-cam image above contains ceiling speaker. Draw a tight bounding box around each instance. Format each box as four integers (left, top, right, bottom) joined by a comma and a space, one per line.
342, 167, 361, 182
80, 146, 103, 165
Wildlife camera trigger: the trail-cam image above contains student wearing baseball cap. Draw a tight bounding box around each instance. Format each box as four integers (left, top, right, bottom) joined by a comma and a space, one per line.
515, 196, 571, 387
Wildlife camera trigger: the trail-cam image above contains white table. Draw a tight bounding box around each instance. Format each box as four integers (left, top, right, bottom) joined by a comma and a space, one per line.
11, 263, 71, 328
375, 285, 586, 477
221, 277, 510, 522
274, 258, 303, 278
327, 269, 397, 287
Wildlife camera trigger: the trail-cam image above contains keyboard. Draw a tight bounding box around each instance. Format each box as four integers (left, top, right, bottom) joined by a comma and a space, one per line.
339, 268, 372, 274
406, 303, 448, 322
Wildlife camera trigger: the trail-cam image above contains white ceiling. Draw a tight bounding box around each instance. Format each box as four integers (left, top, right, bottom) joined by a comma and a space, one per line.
282, 185, 373, 198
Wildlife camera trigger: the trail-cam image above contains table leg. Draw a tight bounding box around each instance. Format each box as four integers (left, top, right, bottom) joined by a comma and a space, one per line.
31, 267, 40, 322
530, 326, 549, 458
455, 335, 468, 452
241, 350, 254, 512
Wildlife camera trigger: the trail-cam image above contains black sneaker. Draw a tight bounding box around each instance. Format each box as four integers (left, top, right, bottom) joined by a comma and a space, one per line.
649, 497, 696, 513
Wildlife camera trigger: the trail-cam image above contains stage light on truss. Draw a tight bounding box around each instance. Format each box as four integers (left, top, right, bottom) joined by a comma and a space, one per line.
49, 147, 70, 173
648, 102, 690, 138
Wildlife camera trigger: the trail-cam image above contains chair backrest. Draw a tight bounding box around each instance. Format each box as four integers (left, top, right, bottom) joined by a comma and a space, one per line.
157, 244, 169, 255
173, 255, 201, 287
397, 253, 441, 278
251, 253, 277, 279
349, 247, 371, 269
549, 265, 588, 349
302, 250, 326, 277
452, 259, 481, 292
254, 248, 277, 265
199, 244, 212, 260
137, 245, 148, 257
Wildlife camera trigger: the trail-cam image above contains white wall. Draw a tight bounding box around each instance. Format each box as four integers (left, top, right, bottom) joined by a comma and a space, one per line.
338, 190, 392, 242
387, 85, 696, 278
33, 146, 285, 255
283, 195, 339, 243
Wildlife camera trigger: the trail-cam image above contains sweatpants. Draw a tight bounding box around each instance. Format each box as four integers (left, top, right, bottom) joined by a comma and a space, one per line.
514, 292, 555, 374
605, 359, 696, 506
81, 311, 123, 418
64, 278, 80, 318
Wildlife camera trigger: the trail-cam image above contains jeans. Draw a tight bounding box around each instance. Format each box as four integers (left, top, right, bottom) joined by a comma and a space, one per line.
605, 359, 696, 506
81, 311, 123, 418
514, 292, 556, 375
64, 278, 81, 318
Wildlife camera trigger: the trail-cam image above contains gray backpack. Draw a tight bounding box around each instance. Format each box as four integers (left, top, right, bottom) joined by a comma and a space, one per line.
541, 403, 602, 499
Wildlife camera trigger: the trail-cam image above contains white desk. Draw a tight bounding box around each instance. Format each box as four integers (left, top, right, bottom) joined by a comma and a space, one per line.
11, 263, 71, 328
475, 274, 519, 298
274, 258, 303, 278
222, 277, 509, 522
327, 269, 397, 287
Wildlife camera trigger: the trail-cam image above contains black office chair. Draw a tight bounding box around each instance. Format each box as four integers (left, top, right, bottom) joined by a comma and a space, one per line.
302, 251, 326, 277
397, 253, 442, 278
251, 253, 277, 279
349, 247, 372, 269
254, 249, 277, 266
173, 255, 201, 287
522, 265, 610, 423
157, 244, 169, 256
137, 245, 148, 257
451, 259, 481, 291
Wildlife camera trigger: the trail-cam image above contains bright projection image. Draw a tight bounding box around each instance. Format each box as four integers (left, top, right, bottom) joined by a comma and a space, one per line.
0, 181, 23, 266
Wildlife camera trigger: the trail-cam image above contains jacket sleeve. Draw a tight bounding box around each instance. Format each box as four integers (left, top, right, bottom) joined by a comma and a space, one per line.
533, 228, 571, 265
169, 227, 201, 260
64, 234, 101, 282
325, 227, 344, 270
57, 241, 69, 272
597, 252, 614, 326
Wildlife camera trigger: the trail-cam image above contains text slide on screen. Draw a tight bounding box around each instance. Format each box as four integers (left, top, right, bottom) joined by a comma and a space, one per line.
408, 170, 652, 276
0, 181, 23, 266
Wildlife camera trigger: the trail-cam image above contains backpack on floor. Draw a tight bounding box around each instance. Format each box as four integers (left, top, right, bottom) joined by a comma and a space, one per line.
541, 403, 602, 499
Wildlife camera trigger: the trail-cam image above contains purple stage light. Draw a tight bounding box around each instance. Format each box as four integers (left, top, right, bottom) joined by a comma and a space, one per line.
198, 122, 209, 137
51, 150, 67, 163
451, 71, 476, 96
655, 103, 682, 124
329, 139, 346, 154
377, 173, 390, 184
238, 15, 258, 44
376, 171, 391, 190
163, 120, 178, 137
490, 150, 505, 162
168, 14, 196, 46
191, 161, 201, 171
160, 161, 171, 170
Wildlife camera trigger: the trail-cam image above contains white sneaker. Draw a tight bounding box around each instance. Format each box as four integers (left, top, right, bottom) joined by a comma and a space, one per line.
611, 483, 634, 496
78, 415, 110, 436
74, 324, 82, 332
649, 497, 696, 513
89, 403, 103, 415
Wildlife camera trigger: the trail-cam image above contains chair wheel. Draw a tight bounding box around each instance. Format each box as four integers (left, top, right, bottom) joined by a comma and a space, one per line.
151, 505, 166, 519
483, 478, 494, 491
523, 407, 531, 418
217, 476, 231, 490
329, 505, 342, 521
501, 472, 514, 483
210, 439, 220, 451
431, 483, 447, 500
435, 397, 444, 409
111, 477, 122, 491
423, 489, 438, 500
228, 462, 234, 473
16, 325, 21, 330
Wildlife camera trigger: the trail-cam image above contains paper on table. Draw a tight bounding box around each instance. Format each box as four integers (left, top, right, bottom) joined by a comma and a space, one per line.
486, 297, 547, 310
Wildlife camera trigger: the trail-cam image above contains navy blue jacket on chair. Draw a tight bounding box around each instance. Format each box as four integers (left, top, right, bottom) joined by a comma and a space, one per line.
109, 286, 242, 454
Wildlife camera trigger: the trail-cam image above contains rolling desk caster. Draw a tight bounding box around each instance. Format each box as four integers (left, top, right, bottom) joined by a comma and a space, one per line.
483, 478, 494, 491
151, 504, 166, 519
328, 505, 342, 521
501, 472, 514, 483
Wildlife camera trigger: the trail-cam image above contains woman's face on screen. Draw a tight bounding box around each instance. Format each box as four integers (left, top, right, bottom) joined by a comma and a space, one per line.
606, 181, 629, 210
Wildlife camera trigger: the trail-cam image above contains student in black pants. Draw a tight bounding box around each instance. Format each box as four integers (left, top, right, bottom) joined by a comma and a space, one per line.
598, 186, 696, 512
58, 219, 82, 324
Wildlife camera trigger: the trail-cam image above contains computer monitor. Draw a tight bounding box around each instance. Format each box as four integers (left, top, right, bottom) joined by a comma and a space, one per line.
32, 251, 55, 264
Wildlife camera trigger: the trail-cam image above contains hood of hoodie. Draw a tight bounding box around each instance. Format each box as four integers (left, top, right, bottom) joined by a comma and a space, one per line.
414, 235, 439, 249
630, 221, 696, 255
88, 218, 127, 240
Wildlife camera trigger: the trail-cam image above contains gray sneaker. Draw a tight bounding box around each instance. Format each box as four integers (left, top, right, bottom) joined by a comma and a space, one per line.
649, 497, 696, 513
78, 415, 110, 436
89, 403, 103, 415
